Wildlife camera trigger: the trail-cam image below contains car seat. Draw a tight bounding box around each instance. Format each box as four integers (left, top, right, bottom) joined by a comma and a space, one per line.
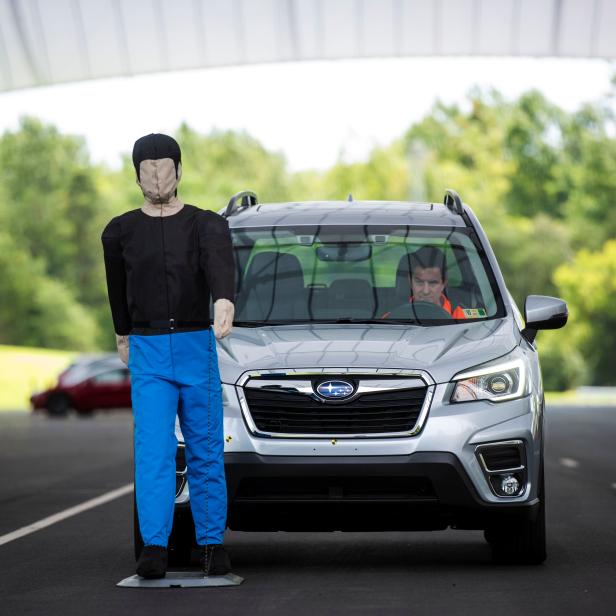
236, 252, 307, 321
324, 278, 377, 319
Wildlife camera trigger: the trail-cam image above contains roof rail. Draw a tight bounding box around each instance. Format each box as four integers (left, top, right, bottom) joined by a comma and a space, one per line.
443, 188, 464, 215
223, 190, 258, 218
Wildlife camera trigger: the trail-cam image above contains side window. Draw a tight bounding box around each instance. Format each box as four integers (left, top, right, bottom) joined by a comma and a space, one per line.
443, 245, 463, 286
92, 369, 128, 384
450, 238, 497, 314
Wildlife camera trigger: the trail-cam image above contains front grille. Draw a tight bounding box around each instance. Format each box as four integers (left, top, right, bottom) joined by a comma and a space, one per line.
244, 386, 428, 435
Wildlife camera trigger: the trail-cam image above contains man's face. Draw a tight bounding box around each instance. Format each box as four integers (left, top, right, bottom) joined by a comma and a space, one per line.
410, 267, 446, 306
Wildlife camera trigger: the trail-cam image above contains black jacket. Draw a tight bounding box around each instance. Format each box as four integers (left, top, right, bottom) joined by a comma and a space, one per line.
101, 204, 235, 336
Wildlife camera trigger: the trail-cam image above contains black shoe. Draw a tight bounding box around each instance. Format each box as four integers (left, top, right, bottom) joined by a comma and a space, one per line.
136, 545, 168, 579
199, 544, 231, 576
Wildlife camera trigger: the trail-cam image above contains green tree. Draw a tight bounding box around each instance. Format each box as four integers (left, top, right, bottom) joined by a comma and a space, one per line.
554, 240, 616, 385
1, 87, 614, 375
536, 329, 587, 392
560, 104, 616, 248
0, 117, 109, 346
404, 92, 513, 221
503, 91, 569, 219
0, 232, 98, 350
489, 214, 573, 307
175, 125, 293, 207
320, 140, 410, 201
0, 118, 89, 278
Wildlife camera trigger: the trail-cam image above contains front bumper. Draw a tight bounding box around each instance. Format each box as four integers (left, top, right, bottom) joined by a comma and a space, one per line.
175, 375, 543, 530
178, 451, 539, 531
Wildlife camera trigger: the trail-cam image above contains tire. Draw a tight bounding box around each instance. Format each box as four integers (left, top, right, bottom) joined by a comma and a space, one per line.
168, 509, 195, 567
46, 393, 71, 417
485, 462, 547, 565
133, 492, 144, 561
133, 493, 194, 566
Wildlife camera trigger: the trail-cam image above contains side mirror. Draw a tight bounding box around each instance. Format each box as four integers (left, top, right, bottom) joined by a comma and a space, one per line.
521, 295, 568, 343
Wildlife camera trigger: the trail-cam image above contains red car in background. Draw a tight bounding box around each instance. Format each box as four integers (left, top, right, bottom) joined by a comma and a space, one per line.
30, 354, 131, 417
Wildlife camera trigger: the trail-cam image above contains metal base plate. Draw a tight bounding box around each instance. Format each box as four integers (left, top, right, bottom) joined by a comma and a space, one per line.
117, 571, 243, 588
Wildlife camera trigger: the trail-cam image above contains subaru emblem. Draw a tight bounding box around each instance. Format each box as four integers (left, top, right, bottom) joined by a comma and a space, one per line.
316, 380, 354, 399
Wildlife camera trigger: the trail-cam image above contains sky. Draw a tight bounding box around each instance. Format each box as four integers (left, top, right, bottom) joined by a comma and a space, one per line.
0, 57, 614, 172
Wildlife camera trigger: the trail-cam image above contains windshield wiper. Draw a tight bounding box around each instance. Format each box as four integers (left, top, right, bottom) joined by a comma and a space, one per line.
312, 318, 418, 325
233, 318, 421, 326
233, 320, 292, 327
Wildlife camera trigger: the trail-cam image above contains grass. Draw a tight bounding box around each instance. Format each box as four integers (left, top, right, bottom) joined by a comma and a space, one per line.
0, 345, 78, 411
545, 389, 616, 406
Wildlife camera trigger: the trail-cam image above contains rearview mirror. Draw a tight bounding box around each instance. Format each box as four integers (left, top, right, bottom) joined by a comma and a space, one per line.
521, 295, 568, 343
316, 244, 372, 262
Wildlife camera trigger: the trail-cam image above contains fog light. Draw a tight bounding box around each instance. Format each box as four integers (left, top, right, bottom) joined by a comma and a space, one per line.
500, 474, 520, 496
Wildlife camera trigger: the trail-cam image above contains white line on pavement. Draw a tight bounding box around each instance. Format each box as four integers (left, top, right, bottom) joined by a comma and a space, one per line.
0, 483, 134, 547
559, 457, 580, 469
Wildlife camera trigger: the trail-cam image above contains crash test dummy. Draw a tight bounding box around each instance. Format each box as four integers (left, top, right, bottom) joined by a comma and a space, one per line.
101, 133, 235, 579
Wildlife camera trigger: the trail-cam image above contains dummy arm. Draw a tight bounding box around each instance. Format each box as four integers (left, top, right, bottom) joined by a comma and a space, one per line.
115, 334, 129, 365
214, 298, 235, 339
199, 212, 236, 339
102, 219, 132, 362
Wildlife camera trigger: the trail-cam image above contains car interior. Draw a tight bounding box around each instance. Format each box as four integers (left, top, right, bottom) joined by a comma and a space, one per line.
234, 243, 490, 322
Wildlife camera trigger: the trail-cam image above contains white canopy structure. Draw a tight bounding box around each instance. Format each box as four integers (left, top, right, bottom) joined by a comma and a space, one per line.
1, 0, 614, 92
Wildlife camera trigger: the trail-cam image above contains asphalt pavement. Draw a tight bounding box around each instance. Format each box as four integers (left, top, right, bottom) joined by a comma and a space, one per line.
0, 405, 615, 616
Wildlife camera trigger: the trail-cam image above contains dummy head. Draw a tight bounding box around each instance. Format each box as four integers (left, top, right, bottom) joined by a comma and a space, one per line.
132, 133, 182, 204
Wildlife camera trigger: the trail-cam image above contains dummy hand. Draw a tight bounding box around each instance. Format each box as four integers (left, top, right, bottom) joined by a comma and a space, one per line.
116, 334, 129, 365
213, 298, 234, 339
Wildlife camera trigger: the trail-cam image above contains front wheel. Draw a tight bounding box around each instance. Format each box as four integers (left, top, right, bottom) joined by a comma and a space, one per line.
133, 492, 143, 561
168, 508, 195, 566
46, 393, 71, 417
485, 463, 546, 565
133, 494, 194, 566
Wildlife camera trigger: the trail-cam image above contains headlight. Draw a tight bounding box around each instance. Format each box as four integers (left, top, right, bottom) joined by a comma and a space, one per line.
450, 357, 528, 403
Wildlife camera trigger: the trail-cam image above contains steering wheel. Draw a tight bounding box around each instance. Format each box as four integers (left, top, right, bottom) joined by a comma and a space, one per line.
383, 300, 453, 320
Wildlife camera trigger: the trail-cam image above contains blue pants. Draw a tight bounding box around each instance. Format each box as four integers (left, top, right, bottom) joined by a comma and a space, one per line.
128, 327, 226, 547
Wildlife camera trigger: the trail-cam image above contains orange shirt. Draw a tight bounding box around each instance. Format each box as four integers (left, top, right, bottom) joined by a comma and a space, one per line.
433, 295, 467, 319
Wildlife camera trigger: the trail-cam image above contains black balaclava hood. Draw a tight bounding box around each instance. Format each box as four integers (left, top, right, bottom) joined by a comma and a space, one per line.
132, 133, 182, 181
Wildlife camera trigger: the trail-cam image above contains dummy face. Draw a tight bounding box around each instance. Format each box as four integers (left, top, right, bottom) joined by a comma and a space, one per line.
136, 159, 182, 203
410, 267, 446, 306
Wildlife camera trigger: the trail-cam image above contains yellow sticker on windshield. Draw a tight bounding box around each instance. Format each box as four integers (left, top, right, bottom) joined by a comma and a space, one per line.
462, 308, 487, 318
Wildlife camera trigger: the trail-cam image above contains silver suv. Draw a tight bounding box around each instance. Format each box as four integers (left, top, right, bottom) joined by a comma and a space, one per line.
139, 190, 568, 565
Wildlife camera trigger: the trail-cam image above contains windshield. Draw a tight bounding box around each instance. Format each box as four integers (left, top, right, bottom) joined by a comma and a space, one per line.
231, 225, 505, 326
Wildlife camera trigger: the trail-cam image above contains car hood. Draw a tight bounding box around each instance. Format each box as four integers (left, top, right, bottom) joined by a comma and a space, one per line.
216, 318, 520, 384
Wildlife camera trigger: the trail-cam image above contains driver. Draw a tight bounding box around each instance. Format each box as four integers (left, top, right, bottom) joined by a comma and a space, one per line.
383, 246, 467, 319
